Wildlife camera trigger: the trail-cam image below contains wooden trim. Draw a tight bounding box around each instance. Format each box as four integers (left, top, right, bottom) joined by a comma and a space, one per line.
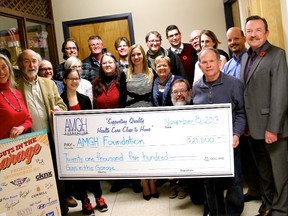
0, 8, 54, 24
62, 13, 135, 44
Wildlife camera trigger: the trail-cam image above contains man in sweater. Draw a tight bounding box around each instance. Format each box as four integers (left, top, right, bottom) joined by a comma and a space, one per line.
166, 25, 197, 86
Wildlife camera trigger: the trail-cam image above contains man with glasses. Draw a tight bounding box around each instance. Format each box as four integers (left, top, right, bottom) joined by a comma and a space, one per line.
38, 59, 64, 94
54, 38, 93, 82
170, 78, 209, 215
171, 78, 192, 106
169, 78, 192, 200
190, 30, 202, 60
145, 31, 186, 78
166, 25, 197, 86
83, 35, 104, 81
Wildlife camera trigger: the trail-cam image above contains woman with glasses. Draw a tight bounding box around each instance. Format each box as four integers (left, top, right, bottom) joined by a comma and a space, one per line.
61, 68, 91, 110
60, 68, 108, 215
64, 56, 93, 107
92, 52, 122, 109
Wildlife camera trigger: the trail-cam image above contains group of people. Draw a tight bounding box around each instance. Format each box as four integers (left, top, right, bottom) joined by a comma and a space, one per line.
0, 15, 287, 216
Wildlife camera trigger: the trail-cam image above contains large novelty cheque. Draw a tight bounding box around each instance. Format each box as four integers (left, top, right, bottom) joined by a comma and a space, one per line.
53, 104, 234, 180
0, 130, 60, 216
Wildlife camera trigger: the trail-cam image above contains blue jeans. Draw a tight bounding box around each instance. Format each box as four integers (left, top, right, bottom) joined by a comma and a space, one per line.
204, 147, 244, 216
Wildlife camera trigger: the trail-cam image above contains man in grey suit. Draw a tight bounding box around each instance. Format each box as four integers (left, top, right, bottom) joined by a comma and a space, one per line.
240, 15, 288, 216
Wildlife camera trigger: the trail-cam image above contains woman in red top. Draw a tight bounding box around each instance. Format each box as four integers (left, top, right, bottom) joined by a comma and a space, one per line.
92, 52, 122, 109
0, 54, 32, 139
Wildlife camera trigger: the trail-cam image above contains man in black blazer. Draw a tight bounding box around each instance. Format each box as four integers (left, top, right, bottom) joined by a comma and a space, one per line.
240, 16, 288, 216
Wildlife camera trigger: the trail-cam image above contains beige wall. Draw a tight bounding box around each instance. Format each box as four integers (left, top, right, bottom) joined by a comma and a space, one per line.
51, 0, 227, 62
238, 0, 288, 62
281, 0, 288, 54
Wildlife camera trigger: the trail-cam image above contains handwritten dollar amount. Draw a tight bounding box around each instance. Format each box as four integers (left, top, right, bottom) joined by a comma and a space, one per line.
187, 135, 226, 144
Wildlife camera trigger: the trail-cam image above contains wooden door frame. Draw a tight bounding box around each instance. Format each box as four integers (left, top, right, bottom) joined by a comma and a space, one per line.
62, 13, 135, 44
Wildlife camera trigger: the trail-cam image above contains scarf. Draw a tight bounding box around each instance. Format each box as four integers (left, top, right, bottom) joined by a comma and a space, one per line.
153, 73, 174, 106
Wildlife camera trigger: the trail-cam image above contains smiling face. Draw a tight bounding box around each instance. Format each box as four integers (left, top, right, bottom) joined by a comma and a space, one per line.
171, 82, 191, 106
89, 38, 103, 55
146, 33, 161, 54
64, 41, 78, 58
200, 34, 215, 48
38, 59, 53, 79
155, 58, 171, 81
19, 50, 40, 82
0, 58, 9, 84
101, 55, 116, 76
130, 47, 144, 66
63, 70, 80, 91
167, 29, 181, 48
198, 49, 221, 82
116, 40, 129, 58
226, 28, 246, 55
190, 30, 201, 52
245, 19, 269, 50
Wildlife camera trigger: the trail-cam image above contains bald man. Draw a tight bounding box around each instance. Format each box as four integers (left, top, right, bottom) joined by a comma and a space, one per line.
190, 29, 202, 54
223, 27, 247, 78
224, 27, 262, 204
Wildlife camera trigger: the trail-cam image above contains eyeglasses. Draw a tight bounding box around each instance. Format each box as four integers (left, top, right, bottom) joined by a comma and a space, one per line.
39, 67, 52, 71
66, 77, 80, 81
148, 40, 161, 44
89, 43, 102, 47
65, 47, 77, 51
189, 36, 200, 43
171, 89, 188, 95
167, 33, 180, 38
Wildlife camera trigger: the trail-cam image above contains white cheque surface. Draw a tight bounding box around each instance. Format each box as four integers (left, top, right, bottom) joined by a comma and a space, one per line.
53, 104, 234, 179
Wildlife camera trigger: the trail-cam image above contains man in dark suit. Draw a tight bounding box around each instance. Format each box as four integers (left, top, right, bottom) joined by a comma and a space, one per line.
240, 15, 288, 216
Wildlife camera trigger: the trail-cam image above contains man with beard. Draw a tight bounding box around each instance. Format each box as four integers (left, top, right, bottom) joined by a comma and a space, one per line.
224, 27, 262, 204
224, 27, 247, 79
170, 79, 194, 200
170, 78, 192, 105
16, 49, 68, 215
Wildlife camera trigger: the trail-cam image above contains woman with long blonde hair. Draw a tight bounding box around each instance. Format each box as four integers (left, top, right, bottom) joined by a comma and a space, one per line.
119, 44, 157, 200
119, 44, 154, 108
